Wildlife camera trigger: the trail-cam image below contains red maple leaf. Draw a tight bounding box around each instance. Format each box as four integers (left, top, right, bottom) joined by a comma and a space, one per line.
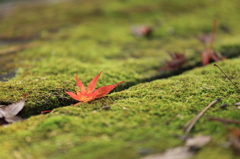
65, 71, 125, 105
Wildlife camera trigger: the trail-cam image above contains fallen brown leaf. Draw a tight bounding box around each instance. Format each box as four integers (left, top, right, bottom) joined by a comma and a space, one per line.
228, 128, 240, 155
185, 135, 211, 149
201, 20, 225, 66
0, 94, 26, 124
130, 25, 153, 37
142, 146, 194, 159
158, 52, 186, 71
142, 135, 211, 159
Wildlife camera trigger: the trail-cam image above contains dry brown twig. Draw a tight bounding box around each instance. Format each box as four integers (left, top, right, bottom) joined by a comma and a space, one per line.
0, 44, 37, 56
206, 116, 240, 124
214, 64, 240, 91
183, 98, 221, 134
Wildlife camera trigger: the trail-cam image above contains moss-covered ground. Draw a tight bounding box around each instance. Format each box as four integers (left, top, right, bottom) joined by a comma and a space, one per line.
0, 0, 240, 158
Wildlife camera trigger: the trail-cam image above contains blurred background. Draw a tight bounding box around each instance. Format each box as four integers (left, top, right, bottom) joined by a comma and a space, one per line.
1, 0, 240, 80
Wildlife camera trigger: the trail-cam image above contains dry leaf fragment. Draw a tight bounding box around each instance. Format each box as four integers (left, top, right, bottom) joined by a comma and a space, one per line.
130, 25, 153, 37
142, 146, 194, 159
101, 106, 111, 110
228, 128, 240, 155
0, 94, 26, 124
185, 135, 211, 149
142, 135, 211, 159
233, 102, 240, 106
198, 34, 212, 45
201, 20, 225, 66
228, 134, 240, 154
158, 52, 186, 71
202, 49, 225, 66
4, 116, 23, 123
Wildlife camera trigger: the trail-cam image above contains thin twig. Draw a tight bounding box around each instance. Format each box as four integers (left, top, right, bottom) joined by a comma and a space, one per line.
209, 20, 216, 50
183, 98, 221, 134
206, 116, 240, 124
214, 64, 240, 91
0, 44, 37, 56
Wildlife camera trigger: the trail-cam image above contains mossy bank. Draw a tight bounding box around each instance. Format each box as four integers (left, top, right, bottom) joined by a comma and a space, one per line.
0, 0, 240, 158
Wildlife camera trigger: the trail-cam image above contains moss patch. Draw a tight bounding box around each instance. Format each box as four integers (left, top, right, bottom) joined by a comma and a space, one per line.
0, 0, 240, 158
1, 0, 240, 116
0, 59, 240, 158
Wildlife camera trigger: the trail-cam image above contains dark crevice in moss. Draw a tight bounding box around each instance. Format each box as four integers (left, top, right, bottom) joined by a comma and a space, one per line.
19, 91, 115, 118
14, 44, 240, 118
0, 0, 240, 158
219, 44, 240, 58
121, 44, 240, 90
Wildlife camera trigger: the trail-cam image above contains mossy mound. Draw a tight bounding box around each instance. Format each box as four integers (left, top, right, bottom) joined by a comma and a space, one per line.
0, 59, 240, 159
0, 0, 240, 158
1, 0, 240, 116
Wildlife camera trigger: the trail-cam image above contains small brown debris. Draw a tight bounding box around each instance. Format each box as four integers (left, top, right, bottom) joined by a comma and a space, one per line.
131, 25, 153, 37
198, 34, 212, 45
220, 103, 228, 108
142, 146, 194, 159
158, 52, 186, 71
233, 102, 240, 106
101, 106, 111, 110
142, 135, 211, 159
228, 128, 240, 155
185, 135, 211, 149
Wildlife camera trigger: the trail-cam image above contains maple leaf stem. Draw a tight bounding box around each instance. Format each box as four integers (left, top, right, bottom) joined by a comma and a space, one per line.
209, 20, 216, 50
74, 102, 83, 105
23, 93, 27, 98
214, 64, 240, 91
41, 110, 52, 114
183, 97, 221, 134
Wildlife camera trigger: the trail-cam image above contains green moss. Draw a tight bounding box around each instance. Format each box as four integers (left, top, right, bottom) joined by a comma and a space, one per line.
1, 0, 240, 158
0, 59, 240, 158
